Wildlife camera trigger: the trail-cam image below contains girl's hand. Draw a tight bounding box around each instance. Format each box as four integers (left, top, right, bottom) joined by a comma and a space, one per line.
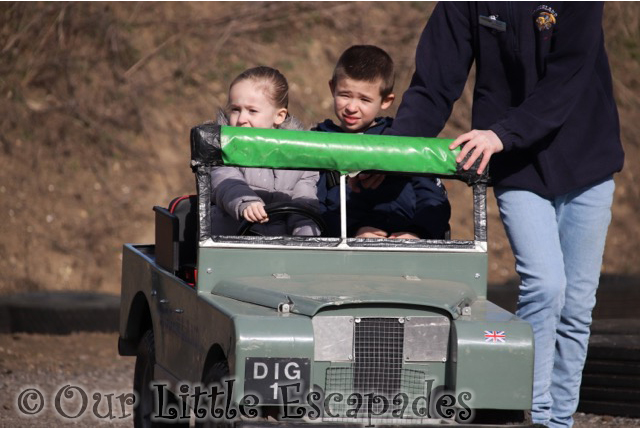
449, 130, 503, 175
242, 202, 269, 223
389, 231, 420, 240
355, 226, 388, 238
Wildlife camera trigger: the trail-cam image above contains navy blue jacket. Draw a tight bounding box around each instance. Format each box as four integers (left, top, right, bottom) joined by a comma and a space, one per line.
315, 117, 451, 238
387, 2, 624, 197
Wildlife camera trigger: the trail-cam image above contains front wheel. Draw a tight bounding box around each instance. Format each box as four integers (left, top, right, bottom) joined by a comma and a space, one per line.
470, 409, 530, 425
195, 361, 233, 428
133, 330, 189, 428
196, 361, 272, 428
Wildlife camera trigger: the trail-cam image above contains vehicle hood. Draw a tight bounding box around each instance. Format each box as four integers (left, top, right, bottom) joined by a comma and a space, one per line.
212, 274, 476, 318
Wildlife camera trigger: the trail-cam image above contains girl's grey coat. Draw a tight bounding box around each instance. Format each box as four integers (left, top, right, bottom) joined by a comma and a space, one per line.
210, 113, 320, 236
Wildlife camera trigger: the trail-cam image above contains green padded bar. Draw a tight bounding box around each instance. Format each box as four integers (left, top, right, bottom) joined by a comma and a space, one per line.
220, 126, 460, 175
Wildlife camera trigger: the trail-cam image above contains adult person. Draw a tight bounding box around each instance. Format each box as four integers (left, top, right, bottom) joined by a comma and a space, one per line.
385, 3, 624, 428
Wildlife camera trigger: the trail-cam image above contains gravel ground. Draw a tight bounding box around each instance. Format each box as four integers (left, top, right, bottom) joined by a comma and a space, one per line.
0, 332, 638, 427
0, 333, 134, 427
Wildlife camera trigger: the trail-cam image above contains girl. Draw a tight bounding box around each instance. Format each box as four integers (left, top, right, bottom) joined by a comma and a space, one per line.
210, 66, 320, 236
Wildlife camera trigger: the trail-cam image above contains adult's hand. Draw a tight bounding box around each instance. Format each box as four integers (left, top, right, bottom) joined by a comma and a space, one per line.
349, 173, 385, 193
450, 130, 504, 175
242, 202, 269, 223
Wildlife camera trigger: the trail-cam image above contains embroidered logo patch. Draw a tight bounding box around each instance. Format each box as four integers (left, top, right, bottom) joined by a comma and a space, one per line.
534, 5, 558, 31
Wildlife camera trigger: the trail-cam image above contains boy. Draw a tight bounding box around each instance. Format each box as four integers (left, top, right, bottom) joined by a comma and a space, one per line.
314, 45, 450, 239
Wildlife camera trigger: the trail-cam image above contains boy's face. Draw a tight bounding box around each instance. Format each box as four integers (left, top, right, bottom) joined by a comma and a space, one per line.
330, 77, 394, 133
227, 79, 287, 129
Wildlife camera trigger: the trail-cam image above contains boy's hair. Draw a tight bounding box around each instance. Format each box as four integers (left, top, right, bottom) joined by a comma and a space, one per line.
229, 66, 289, 109
331, 45, 395, 97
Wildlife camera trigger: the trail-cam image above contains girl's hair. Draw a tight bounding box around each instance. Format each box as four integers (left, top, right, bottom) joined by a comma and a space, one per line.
229, 66, 289, 109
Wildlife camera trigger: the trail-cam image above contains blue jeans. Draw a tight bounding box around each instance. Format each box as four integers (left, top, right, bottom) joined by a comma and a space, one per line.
495, 177, 615, 428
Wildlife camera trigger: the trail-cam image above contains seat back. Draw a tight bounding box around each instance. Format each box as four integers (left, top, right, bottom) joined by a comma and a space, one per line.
168, 195, 199, 268
153, 206, 179, 273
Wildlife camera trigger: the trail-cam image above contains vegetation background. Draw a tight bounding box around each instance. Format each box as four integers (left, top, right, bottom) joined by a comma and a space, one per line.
0, 2, 638, 296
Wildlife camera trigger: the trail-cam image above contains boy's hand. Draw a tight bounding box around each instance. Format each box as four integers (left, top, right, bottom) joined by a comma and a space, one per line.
389, 231, 420, 240
349, 173, 385, 193
242, 202, 269, 223
355, 226, 388, 238
449, 129, 503, 175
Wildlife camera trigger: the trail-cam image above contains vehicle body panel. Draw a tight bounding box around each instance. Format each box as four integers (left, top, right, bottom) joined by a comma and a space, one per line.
120, 243, 533, 411
120, 126, 535, 426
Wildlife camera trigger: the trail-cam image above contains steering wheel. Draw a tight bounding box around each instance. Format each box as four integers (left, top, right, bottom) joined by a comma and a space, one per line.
237, 201, 327, 236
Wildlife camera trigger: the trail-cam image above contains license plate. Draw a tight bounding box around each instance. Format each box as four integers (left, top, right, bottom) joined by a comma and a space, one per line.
244, 357, 310, 404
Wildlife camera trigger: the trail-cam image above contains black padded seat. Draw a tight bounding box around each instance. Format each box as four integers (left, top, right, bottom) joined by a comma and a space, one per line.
168, 195, 198, 268
153, 195, 198, 285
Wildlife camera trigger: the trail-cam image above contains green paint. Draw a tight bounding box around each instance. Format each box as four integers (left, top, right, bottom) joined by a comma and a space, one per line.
220, 126, 459, 175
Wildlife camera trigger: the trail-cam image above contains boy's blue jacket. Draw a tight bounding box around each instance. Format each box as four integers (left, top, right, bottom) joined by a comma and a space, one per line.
387, 2, 624, 198
314, 117, 451, 238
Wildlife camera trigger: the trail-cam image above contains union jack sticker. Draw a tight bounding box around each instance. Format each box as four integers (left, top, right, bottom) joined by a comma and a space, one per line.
484, 330, 506, 343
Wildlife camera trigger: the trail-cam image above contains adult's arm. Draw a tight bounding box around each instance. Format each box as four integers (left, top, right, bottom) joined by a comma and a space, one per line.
386, 2, 475, 138
489, 4, 605, 152
453, 4, 606, 173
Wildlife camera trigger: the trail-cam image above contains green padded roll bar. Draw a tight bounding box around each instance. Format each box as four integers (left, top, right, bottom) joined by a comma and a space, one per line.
190, 124, 487, 184
190, 123, 488, 242
222, 126, 457, 175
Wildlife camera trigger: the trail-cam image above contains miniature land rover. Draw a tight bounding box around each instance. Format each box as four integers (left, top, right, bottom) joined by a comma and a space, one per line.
118, 125, 536, 427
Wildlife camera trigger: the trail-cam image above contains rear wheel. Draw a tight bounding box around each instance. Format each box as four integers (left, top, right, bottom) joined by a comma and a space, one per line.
133, 330, 189, 427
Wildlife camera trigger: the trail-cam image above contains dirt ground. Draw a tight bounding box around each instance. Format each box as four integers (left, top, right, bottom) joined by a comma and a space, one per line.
0, 333, 134, 427
0, 333, 638, 428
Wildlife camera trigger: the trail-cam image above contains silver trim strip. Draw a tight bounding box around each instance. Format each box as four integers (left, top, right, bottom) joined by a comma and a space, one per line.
200, 239, 487, 253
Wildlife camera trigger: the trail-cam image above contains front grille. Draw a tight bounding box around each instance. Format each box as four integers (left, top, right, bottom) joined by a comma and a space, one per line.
324, 367, 428, 422
354, 317, 404, 396
323, 318, 430, 422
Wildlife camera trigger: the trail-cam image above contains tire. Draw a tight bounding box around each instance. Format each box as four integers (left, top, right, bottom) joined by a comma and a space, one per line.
0, 291, 118, 334
196, 361, 235, 428
470, 409, 530, 425
133, 330, 189, 427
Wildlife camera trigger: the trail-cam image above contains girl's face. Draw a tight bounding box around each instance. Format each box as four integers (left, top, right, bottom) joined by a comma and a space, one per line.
227, 79, 287, 129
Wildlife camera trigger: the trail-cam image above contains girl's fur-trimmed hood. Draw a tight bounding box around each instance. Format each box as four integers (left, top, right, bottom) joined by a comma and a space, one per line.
210, 109, 319, 237
215, 110, 305, 131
